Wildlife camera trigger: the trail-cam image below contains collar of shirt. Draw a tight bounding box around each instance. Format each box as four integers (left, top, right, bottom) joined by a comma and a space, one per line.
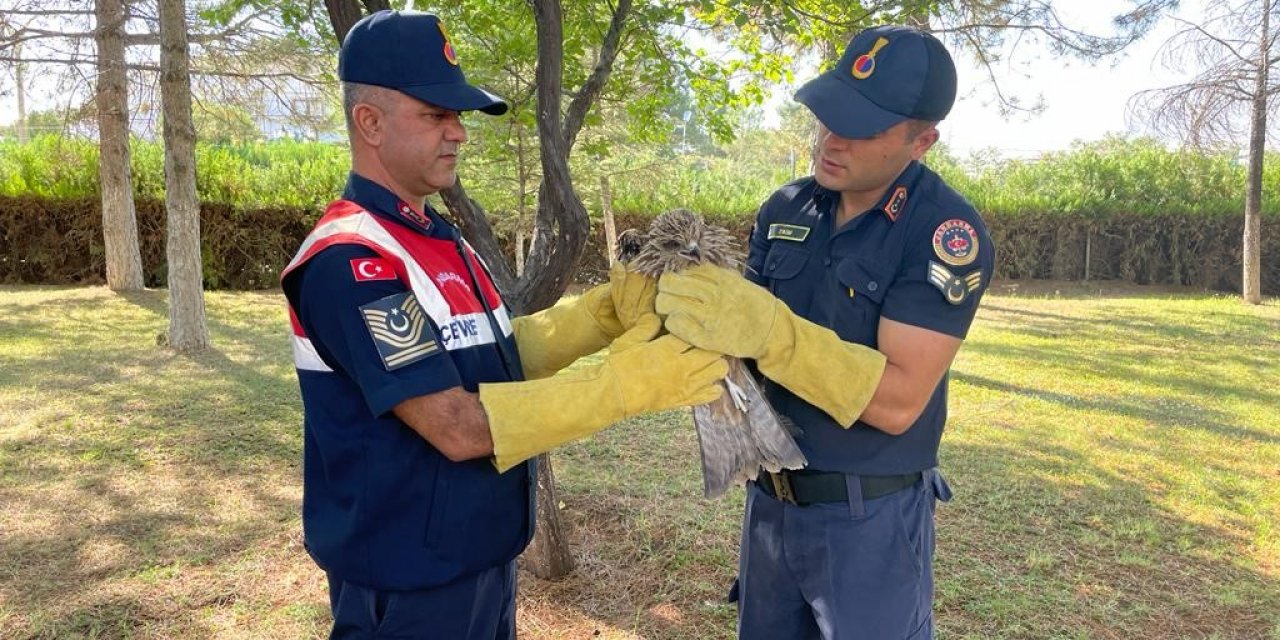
812, 160, 927, 225
342, 172, 451, 238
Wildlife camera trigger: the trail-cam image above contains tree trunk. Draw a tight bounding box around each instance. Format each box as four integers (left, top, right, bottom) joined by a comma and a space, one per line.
159, 0, 209, 350
520, 0, 590, 580
514, 228, 526, 276
324, 0, 390, 42
439, 180, 518, 296
601, 174, 617, 267
15, 42, 27, 142
522, 453, 575, 577
95, 0, 144, 291
515, 121, 531, 277
1242, 2, 1269, 304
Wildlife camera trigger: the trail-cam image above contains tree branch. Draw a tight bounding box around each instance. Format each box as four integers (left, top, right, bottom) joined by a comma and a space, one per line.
0, 9, 95, 17
562, 0, 631, 151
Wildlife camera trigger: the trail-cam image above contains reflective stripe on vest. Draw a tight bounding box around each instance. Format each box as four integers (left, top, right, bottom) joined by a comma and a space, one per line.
283, 202, 513, 374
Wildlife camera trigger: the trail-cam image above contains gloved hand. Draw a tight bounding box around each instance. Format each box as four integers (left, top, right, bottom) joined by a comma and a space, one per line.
511, 263, 659, 380
609, 262, 658, 332
656, 264, 887, 427
482, 314, 728, 472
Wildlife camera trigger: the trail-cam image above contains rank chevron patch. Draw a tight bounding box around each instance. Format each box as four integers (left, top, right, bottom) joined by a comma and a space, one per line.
360, 291, 440, 369
927, 261, 983, 305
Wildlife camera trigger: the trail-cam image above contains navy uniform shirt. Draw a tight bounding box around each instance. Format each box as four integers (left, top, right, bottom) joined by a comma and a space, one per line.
745, 161, 994, 475
282, 173, 532, 590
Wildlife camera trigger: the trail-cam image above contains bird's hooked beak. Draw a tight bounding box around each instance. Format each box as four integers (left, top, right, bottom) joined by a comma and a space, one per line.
681, 242, 702, 262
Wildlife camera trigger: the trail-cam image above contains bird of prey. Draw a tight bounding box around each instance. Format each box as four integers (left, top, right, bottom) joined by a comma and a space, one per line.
618, 209, 807, 498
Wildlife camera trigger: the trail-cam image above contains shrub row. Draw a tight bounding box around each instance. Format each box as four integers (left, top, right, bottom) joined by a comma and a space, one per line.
7, 134, 1280, 220
0, 196, 315, 290
4, 197, 1273, 295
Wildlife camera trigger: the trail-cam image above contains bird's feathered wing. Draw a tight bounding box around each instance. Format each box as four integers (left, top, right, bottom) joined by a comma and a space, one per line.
623, 209, 807, 498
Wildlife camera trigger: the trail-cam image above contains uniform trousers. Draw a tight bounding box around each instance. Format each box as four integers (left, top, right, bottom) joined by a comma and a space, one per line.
327, 560, 516, 640
733, 469, 952, 639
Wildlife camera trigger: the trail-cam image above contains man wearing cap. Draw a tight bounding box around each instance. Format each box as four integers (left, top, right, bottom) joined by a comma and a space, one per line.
656, 26, 994, 639
281, 10, 727, 638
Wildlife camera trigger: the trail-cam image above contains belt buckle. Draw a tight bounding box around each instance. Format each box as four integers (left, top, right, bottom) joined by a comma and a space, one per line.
768, 471, 797, 505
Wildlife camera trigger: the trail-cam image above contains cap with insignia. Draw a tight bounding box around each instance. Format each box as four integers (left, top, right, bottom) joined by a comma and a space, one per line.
339, 10, 508, 115
795, 25, 956, 139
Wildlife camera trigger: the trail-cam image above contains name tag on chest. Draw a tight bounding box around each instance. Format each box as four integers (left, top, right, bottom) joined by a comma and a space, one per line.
767, 223, 810, 242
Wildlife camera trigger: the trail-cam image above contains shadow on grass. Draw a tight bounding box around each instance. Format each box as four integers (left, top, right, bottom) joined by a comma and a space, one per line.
967, 301, 1280, 408
954, 372, 1280, 447
937, 436, 1280, 638
3, 287, 1276, 638
525, 419, 1280, 639
0, 289, 314, 636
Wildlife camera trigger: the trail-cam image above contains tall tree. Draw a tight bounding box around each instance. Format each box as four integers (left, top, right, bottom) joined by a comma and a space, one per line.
95, 0, 145, 291
159, 0, 210, 349
1131, 0, 1276, 304
3, 0, 332, 293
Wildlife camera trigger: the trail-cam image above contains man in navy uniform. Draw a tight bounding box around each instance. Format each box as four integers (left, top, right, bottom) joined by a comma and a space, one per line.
657, 26, 994, 639
281, 10, 726, 638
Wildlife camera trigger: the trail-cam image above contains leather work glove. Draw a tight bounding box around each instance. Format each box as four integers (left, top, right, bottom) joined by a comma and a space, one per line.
656, 264, 887, 427
511, 263, 657, 380
609, 262, 658, 332
482, 314, 728, 472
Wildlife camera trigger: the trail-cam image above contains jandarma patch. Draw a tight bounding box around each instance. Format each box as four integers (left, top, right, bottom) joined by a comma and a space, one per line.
851, 37, 890, 80
439, 21, 458, 65
927, 261, 982, 305
360, 291, 440, 370
767, 224, 810, 242
932, 219, 979, 266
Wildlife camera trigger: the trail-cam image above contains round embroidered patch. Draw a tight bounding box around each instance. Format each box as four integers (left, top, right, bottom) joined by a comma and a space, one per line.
850, 37, 889, 80
439, 22, 458, 65
932, 219, 978, 266
852, 54, 876, 79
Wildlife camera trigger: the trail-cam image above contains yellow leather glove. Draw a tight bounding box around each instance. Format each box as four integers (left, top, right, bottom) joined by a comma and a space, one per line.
483, 314, 728, 472
511, 283, 612, 380
512, 263, 658, 380
656, 264, 887, 427
609, 262, 658, 332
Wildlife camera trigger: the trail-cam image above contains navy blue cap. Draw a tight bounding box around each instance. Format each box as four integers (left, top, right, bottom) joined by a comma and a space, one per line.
339, 10, 508, 116
796, 26, 956, 139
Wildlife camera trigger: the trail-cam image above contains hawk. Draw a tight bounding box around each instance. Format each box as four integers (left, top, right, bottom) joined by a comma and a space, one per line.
619, 209, 806, 498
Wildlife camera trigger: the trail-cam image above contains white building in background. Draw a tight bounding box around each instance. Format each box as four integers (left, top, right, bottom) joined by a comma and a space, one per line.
2, 65, 341, 144
252, 78, 342, 142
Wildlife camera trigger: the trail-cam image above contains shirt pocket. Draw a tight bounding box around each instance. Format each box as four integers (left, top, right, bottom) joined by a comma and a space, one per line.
834, 257, 891, 345
761, 243, 810, 299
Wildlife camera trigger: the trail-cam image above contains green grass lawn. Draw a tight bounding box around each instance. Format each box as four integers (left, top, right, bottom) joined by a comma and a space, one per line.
0, 282, 1276, 639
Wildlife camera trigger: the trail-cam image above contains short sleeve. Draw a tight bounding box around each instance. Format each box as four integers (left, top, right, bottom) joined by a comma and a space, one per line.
744, 202, 774, 285
880, 213, 995, 339
287, 244, 463, 417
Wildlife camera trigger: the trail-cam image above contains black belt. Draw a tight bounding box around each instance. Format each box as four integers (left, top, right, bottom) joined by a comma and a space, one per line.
757, 470, 922, 506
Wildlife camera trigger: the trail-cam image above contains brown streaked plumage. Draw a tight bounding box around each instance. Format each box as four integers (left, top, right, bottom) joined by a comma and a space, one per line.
620, 209, 806, 498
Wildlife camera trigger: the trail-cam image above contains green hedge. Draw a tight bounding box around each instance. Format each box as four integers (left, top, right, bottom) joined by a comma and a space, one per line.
0, 196, 314, 289
986, 211, 1278, 292
931, 137, 1270, 218
0, 136, 348, 210
4, 198, 1272, 295
6, 134, 1280, 219
2, 134, 1275, 293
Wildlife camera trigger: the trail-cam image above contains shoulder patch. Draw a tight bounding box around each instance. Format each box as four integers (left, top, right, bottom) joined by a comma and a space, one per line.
360, 292, 440, 370
927, 261, 983, 305
932, 219, 979, 266
767, 223, 811, 242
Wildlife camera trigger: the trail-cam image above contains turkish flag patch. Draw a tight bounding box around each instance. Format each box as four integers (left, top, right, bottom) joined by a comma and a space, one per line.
350, 257, 396, 282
